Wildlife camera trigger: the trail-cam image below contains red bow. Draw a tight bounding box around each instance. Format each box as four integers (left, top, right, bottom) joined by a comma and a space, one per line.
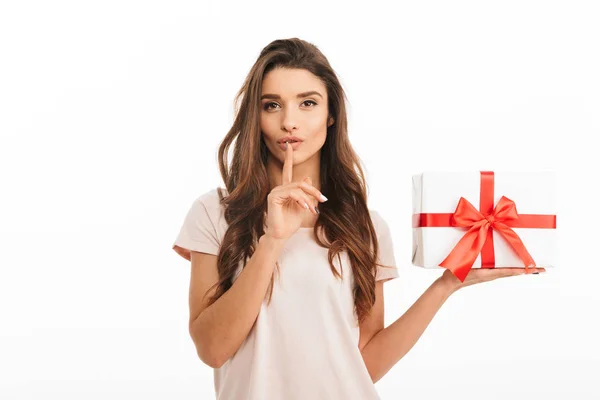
439, 196, 535, 282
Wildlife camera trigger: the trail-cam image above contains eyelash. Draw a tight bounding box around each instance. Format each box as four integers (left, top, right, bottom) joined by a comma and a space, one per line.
263, 100, 317, 111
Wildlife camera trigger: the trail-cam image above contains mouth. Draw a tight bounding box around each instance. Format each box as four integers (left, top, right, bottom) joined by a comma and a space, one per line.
278, 140, 302, 151
277, 137, 303, 151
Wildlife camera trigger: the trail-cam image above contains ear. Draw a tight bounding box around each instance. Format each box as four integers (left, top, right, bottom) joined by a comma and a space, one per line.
328, 116, 335, 127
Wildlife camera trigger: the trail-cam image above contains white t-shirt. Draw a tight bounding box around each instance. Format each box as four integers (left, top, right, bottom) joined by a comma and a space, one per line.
172, 187, 399, 400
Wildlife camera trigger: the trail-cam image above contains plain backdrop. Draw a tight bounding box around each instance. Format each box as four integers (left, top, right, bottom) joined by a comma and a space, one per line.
1, 1, 599, 399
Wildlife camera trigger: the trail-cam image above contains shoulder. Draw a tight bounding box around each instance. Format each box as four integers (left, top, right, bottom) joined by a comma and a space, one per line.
367, 207, 398, 279
182, 186, 229, 234
172, 186, 229, 261
194, 186, 227, 212
368, 208, 382, 223
368, 208, 390, 235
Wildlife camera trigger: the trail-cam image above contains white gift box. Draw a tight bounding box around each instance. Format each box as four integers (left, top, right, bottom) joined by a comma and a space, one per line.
411, 171, 557, 278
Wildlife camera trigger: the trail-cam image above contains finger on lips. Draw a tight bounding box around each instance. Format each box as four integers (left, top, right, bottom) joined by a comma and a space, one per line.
282, 141, 293, 185
282, 143, 327, 215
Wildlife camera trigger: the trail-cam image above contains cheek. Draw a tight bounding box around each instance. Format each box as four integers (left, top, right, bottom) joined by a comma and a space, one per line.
260, 117, 276, 141
311, 112, 330, 132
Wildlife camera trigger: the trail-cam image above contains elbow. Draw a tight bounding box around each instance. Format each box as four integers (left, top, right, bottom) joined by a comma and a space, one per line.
361, 350, 382, 384
370, 371, 382, 384
365, 365, 381, 384
197, 346, 225, 369
189, 322, 226, 368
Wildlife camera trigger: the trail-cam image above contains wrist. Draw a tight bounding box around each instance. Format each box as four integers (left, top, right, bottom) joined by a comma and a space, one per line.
435, 275, 459, 297
259, 233, 287, 249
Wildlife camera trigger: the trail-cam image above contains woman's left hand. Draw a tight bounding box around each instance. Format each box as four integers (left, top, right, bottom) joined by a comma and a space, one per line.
440, 266, 547, 293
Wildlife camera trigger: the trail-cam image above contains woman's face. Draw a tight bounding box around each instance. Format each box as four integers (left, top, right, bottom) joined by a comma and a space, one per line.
260, 68, 333, 166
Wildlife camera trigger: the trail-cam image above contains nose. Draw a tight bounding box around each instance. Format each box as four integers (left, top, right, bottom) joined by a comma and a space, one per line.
281, 107, 299, 132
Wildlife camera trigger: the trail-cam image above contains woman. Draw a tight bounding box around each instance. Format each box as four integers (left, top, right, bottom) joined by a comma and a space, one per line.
172, 38, 546, 400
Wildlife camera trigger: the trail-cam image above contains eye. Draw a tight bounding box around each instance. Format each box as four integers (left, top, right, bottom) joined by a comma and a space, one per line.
263, 102, 279, 111
263, 100, 318, 111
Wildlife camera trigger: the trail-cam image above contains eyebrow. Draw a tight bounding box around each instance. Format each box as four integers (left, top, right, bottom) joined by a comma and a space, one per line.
260, 91, 323, 101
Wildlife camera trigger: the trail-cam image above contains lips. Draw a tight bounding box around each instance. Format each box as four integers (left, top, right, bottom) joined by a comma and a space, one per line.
277, 136, 303, 151
277, 136, 303, 144
278, 140, 302, 151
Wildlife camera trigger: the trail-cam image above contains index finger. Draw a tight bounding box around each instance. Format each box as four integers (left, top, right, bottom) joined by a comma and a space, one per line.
282, 141, 294, 185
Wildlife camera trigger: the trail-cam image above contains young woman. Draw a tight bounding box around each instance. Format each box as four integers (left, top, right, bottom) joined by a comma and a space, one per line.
172, 38, 546, 400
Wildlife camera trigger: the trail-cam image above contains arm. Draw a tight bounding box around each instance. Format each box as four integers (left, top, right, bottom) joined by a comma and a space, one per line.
360, 277, 456, 383
189, 234, 286, 368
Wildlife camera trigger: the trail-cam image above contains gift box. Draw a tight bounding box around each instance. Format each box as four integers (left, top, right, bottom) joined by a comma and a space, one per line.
412, 171, 557, 282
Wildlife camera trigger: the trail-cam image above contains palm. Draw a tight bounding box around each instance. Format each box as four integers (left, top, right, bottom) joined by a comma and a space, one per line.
442, 266, 547, 291
282, 198, 305, 227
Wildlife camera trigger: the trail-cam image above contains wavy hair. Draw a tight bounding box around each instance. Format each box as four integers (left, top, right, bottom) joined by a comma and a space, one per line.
203, 38, 392, 324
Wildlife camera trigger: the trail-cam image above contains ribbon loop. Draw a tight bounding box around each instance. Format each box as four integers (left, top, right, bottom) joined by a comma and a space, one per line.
439, 192, 537, 282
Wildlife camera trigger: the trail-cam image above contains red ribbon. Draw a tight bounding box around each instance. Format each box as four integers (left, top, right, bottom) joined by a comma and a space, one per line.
413, 171, 556, 282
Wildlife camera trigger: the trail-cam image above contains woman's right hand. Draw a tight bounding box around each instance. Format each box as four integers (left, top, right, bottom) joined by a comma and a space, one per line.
264, 141, 328, 241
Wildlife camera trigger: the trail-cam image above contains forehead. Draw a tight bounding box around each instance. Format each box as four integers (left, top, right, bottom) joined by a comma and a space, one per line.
261, 68, 326, 98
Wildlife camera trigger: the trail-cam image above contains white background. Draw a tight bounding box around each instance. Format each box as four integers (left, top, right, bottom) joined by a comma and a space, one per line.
1, 1, 598, 399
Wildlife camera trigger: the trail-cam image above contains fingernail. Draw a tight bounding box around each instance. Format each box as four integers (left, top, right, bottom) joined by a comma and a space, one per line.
304, 202, 309, 209
320, 194, 328, 201
314, 206, 320, 214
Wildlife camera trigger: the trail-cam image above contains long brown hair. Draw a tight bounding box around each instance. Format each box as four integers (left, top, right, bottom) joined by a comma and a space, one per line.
204, 38, 392, 324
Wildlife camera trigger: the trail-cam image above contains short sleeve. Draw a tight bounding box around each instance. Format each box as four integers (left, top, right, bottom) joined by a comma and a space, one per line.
172, 188, 224, 262
370, 209, 399, 283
